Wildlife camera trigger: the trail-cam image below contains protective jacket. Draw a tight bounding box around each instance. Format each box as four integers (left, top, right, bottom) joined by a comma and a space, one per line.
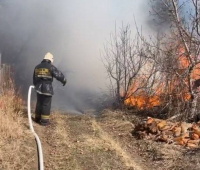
33, 59, 66, 96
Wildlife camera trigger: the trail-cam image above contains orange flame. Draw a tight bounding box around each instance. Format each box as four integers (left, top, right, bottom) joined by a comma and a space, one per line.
125, 95, 160, 109
124, 46, 199, 109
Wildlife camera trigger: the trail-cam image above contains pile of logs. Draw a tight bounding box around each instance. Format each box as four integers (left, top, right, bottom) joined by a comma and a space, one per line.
133, 117, 200, 148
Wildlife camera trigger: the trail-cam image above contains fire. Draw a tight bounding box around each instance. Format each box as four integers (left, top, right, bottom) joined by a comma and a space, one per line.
191, 64, 200, 80
125, 46, 200, 109
125, 95, 160, 109
124, 76, 162, 109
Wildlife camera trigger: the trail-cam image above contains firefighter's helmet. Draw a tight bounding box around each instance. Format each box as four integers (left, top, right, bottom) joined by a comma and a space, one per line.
44, 53, 54, 63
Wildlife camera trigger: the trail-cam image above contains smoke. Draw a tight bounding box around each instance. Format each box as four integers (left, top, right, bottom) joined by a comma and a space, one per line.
0, 0, 150, 112
147, 0, 192, 32
146, 0, 173, 32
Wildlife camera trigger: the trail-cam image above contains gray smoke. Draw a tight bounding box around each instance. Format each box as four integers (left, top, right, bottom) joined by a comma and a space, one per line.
147, 0, 191, 32
0, 0, 151, 112
146, 0, 173, 32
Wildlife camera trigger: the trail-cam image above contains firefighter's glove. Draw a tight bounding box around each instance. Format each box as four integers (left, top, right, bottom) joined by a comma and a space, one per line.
63, 79, 67, 86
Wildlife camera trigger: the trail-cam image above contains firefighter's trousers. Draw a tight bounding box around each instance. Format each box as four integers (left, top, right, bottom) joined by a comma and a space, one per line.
35, 93, 52, 124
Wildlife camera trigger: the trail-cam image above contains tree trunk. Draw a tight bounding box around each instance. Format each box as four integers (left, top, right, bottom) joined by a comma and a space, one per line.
191, 93, 198, 119
116, 80, 121, 103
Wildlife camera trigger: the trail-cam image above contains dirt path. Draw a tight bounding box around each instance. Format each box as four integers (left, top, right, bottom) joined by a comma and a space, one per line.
32, 113, 150, 170
33, 122, 52, 170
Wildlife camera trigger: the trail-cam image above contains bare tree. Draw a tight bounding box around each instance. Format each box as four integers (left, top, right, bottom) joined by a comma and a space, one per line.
103, 1, 200, 116
102, 24, 150, 106
149, 0, 200, 119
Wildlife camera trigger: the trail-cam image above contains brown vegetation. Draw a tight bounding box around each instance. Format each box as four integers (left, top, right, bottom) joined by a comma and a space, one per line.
0, 80, 36, 170
38, 112, 146, 170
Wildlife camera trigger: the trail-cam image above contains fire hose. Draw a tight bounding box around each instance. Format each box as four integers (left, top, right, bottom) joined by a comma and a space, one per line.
27, 86, 44, 170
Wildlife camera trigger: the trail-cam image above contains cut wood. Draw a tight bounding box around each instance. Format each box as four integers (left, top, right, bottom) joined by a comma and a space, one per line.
133, 117, 200, 148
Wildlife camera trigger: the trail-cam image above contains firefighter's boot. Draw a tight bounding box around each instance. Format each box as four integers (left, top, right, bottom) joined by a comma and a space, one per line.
34, 114, 41, 123
40, 115, 51, 126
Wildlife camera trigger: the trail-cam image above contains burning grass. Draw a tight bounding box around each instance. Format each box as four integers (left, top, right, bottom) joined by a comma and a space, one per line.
122, 45, 200, 119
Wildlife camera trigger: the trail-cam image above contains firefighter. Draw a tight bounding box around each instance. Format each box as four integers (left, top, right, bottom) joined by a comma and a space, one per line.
33, 53, 66, 126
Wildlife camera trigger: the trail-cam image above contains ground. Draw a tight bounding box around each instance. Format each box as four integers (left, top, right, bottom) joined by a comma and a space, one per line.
28, 109, 200, 170
3, 108, 200, 170
34, 110, 147, 170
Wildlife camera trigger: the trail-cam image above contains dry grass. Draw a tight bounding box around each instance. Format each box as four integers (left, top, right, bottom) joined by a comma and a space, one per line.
0, 81, 35, 170
43, 113, 83, 170
91, 120, 140, 169
0, 90, 23, 140
39, 112, 148, 170
100, 110, 200, 170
